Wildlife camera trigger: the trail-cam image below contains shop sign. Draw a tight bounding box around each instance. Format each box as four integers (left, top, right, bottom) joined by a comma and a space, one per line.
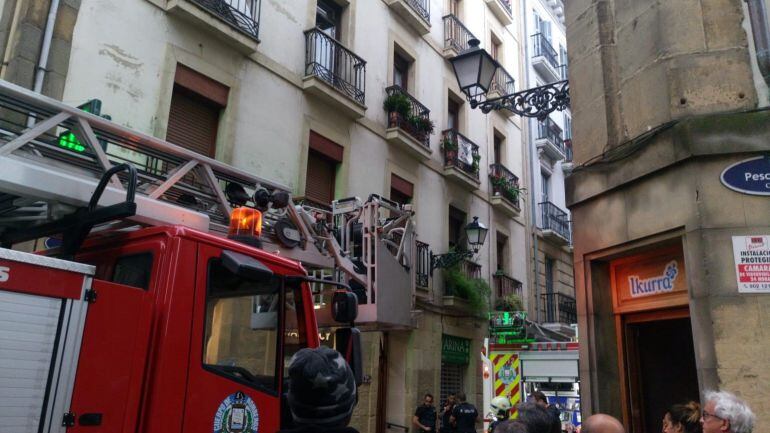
611, 244, 688, 313
442, 334, 470, 365
732, 235, 770, 293
720, 155, 770, 196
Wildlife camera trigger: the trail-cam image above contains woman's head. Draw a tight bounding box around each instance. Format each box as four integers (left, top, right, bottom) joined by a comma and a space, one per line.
663, 401, 702, 433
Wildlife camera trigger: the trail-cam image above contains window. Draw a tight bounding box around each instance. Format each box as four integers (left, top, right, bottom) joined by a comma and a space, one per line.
448, 98, 460, 131
316, 0, 343, 40
394, 52, 410, 91
541, 171, 550, 203
544, 257, 555, 322
305, 131, 343, 208
390, 173, 413, 206
111, 253, 153, 290
493, 133, 503, 165
204, 259, 281, 392
440, 362, 465, 407
448, 206, 466, 250
166, 65, 228, 157
449, 0, 460, 17
496, 232, 508, 272
560, 45, 568, 66
491, 33, 502, 62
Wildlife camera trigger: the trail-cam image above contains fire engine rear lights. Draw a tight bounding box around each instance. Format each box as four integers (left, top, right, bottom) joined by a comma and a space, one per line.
228, 207, 263, 239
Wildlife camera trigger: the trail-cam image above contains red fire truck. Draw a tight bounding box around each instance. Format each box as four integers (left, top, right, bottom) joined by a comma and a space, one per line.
0, 80, 416, 432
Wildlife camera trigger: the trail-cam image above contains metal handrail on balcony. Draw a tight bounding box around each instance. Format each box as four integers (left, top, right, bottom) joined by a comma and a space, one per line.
443, 15, 477, 54
304, 28, 367, 105
490, 66, 515, 96
537, 117, 564, 152
493, 273, 522, 298
442, 130, 480, 179
497, 0, 513, 15
190, 0, 261, 40
444, 259, 481, 297
531, 33, 559, 70
405, 0, 430, 22
489, 163, 521, 208
416, 240, 430, 289
539, 201, 571, 242
541, 292, 577, 324
385, 85, 431, 148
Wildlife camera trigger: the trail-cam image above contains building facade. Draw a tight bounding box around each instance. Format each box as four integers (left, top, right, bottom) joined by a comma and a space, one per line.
566, 0, 770, 431
0, 0, 540, 432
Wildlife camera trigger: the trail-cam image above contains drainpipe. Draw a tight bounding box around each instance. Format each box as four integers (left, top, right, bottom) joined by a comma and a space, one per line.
746, 0, 770, 87
521, 0, 541, 323
27, 0, 60, 126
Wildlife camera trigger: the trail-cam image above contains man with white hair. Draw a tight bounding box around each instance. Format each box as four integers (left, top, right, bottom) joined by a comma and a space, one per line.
701, 390, 755, 433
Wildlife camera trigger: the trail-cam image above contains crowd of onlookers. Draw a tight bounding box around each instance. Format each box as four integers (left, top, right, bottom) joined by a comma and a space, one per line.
274, 347, 756, 433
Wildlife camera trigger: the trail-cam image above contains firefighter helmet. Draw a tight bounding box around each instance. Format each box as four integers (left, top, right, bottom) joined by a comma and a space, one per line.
490, 396, 512, 417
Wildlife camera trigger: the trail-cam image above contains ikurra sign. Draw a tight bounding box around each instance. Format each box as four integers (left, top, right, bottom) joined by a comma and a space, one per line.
610, 244, 689, 314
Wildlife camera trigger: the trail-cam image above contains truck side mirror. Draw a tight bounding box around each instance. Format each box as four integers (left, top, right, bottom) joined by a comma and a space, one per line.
331, 290, 358, 323
221, 250, 274, 282
334, 327, 363, 386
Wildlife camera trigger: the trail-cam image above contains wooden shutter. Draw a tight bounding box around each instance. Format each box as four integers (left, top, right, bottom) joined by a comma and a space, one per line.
305, 149, 336, 206
166, 85, 220, 157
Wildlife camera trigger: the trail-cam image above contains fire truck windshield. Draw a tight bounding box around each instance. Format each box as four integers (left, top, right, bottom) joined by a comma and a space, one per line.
203, 259, 306, 393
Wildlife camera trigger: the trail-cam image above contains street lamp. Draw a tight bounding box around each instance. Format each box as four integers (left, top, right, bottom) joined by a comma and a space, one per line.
449, 39, 570, 121
431, 216, 489, 274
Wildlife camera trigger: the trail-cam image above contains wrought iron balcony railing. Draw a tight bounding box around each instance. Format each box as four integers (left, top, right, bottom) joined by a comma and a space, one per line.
539, 201, 571, 242
190, 0, 261, 40
443, 14, 477, 54
441, 130, 480, 179
493, 273, 522, 298
416, 240, 430, 289
531, 33, 559, 70
497, 0, 513, 15
541, 292, 577, 324
304, 28, 367, 105
489, 163, 521, 208
445, 258, 482, 297
537, 117, 564, 151
490, 66, 516, 96
385, 85, 431, 148
405, 0, 430, 22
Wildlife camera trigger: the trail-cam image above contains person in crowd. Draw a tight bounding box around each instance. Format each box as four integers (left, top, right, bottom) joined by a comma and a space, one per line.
701, 390, 755, 433
662, 401, 702, 433
450, 391, 479, 433
440, 392, 457, 433
494, 420, 529, 433
487, 396, 513, 433
518, 402, 556, 433
581, 414, 625, 433
413, 393, 438, 432
530, 392, 562, 433
279, 346, 359, 433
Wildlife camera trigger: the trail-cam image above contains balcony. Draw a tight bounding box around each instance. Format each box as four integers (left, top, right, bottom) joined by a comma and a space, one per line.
493, 273, 522, 298
384, 85, 432, 161
303, 28, 367, 119
484, 0, 513, 26
489, 163, 521, 217
531, 33, 560, 82
539, 201, 571, 245
535, 117, 565, 161
541, 292, 577, 325
562, 138, 574, 172
443, 15, 477, 59
166, 0, 261, 54
489, 66, 516, 118
415, 241, 431, 291
441, 130, 481, 190
385, 0, 431, 35
443, 259, 482, 310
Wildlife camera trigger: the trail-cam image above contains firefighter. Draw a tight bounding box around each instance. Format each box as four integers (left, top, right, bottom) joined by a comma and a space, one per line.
487, 396, 512, 433
280, 346, 359, 433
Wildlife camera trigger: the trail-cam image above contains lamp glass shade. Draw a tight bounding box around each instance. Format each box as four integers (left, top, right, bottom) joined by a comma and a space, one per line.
465, 217, 488, 248
449, 41, 499, 100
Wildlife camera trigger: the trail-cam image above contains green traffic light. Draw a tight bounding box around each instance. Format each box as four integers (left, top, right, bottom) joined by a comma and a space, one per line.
58, 131, 86, 153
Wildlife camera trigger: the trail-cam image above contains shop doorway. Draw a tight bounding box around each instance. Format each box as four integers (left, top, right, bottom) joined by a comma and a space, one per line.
622, 310, 699, 433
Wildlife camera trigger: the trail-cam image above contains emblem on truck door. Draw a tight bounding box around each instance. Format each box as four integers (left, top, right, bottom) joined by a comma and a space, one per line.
213, 391, 259, 433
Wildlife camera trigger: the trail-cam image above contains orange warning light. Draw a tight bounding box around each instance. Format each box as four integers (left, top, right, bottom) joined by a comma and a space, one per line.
228, 207, 263, 239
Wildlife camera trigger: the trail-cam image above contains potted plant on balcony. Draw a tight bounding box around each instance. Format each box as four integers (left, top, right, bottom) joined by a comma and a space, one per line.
383, 93, 411, 126
471, 153, 481, 174
441, 135, 458, 161
444, 261, 491, 315
494, 293, 524, 312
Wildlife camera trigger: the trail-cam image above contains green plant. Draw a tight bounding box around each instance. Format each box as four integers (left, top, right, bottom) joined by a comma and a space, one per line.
417, 117, 435, 135
383, 92, 411, 117
471, 153, 481, 173
494, 293, 524, 312
441, 136, 458, 152
444, 262, 491, 315
490, 175, 526, 202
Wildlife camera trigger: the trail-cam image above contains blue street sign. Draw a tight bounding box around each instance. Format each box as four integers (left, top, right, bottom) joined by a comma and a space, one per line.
720, 155, 770, 196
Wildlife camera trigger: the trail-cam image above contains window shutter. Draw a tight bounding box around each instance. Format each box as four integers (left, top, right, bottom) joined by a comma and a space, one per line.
166, 86, 220, 157
305, 149, 336, 206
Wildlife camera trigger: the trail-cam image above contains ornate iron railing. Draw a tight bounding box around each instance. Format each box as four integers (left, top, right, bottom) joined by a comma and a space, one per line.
489, 163, 521, 207
384, 85, 431, 148
443, 15, 477, 54
531, 33, 559, 70
405, 0, 430, 22
537, 117, 564, 151
441, 130, 479, 179
490, 66, 515, 96
190, 0, 261, 40
304, 28, 367, 105
497, 0, 513, 15
463, 259, 482, 279
493, 273, 522, 298
416, 240, 430, 289
541, 292, 577, 324
539, 201, 571, 242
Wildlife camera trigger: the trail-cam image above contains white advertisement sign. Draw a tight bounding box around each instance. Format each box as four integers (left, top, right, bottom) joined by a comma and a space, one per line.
732, 235, 770, 293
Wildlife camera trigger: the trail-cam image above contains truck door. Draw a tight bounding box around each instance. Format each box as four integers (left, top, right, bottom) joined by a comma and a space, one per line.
183, 244, 307, 433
